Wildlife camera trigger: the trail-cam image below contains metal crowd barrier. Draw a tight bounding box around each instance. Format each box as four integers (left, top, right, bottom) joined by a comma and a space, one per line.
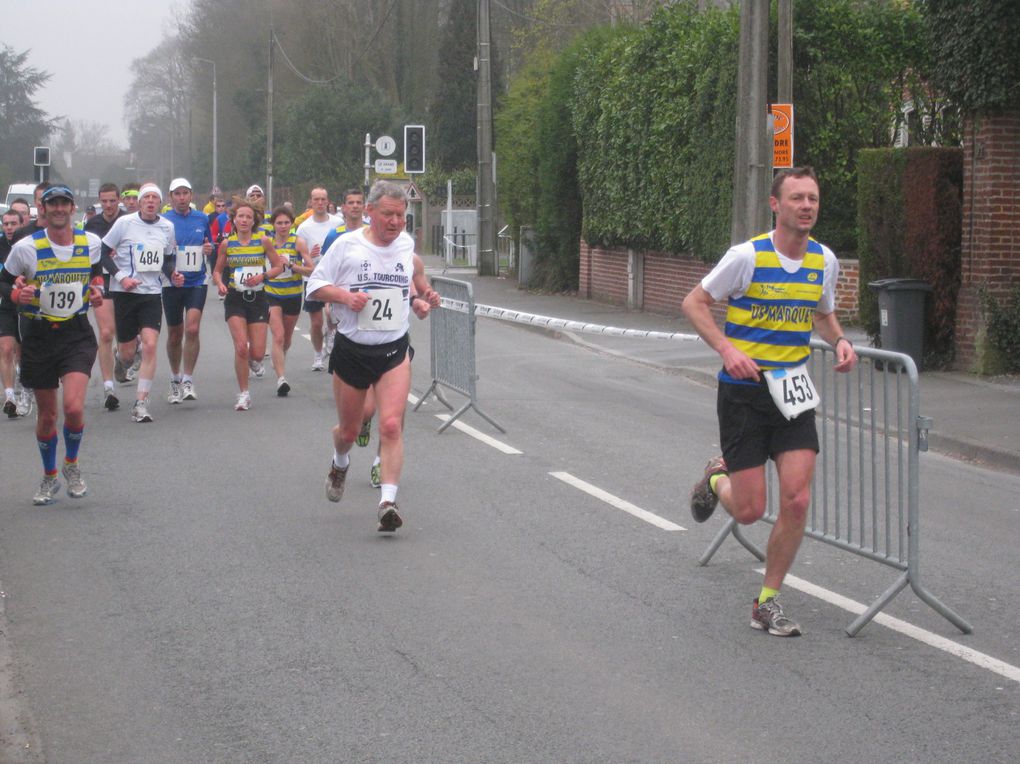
698, 340, 972, 636
414, 277, 505, 434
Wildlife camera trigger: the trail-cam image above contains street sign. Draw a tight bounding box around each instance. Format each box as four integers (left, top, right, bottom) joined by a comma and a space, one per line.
375, 159, 398, 175
375, 135, 396, 157
771, 103, 793, 169
88, 178, 100, 197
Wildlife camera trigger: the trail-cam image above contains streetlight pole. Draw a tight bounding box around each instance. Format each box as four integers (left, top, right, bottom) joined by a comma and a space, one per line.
195, 58, 218, 191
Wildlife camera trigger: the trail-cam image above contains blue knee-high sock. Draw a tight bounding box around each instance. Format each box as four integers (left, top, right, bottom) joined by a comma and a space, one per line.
63, 424, 84, 464
38, 431, 59, 475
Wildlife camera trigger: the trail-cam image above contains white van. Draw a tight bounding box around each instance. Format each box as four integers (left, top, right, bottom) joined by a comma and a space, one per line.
3, 183, 39, 218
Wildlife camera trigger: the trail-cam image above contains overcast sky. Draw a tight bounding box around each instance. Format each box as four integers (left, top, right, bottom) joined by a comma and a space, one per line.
0, 1, 185, 148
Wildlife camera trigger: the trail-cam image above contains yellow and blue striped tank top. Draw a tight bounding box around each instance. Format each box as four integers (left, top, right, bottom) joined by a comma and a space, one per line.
21, 228, 92, 321
225, 233, 266, 290
265, 233, 302, 297
722, 233, 824, 383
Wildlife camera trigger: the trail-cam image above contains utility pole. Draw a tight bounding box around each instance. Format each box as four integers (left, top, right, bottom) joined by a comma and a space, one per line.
476, 0, 497, 276
266, 28, 275, 208
730, 0, 770, 244
778, 0, 792, 104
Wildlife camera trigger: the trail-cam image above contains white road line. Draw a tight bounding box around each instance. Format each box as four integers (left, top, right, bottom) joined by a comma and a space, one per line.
550, 472, 685, 532
771, 571, 1020, 684
407, 393, 420, 405
435, 415, 522, 454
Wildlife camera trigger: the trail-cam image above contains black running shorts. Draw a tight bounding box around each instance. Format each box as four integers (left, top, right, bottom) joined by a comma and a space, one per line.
267, 293, 302, 316
113, 292, 163, 343
224, 289, 269, 323
717, 380, 819, 472
18, 314, 98, 390
329, 332, 413, 390
162, 285, 208, 326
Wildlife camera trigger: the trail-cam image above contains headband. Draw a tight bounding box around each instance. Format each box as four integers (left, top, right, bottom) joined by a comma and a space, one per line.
138, 183, 163, 201
121, 190, 139, 198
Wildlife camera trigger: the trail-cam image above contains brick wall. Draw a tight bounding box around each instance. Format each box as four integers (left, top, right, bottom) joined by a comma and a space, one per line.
579, 240, 860, 323
954, 111, 1020, 371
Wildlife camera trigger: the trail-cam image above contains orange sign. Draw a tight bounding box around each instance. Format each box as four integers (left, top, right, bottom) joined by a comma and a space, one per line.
771, 103, 794, 168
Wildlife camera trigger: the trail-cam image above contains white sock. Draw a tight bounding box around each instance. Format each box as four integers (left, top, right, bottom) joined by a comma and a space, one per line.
103, 380, 114, 391
380, 484, 398, 505
171, 374, 182, 383
4, 387, 13, 400
333, 451, 349, 469
182, 374, 193, 384
373, 455, 381, 467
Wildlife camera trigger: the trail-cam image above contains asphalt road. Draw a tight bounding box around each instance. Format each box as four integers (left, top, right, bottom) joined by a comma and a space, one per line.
0, 294, 1016, 763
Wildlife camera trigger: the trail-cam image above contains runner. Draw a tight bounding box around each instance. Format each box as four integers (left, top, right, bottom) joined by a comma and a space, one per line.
295, 186, 340, 371
0, 209, 26, 417
0, 186, 104, 504
101, 183, 182, 423
681, 166, 857, 636
264, 206, 312, 396
83, 182, 124, 411
162, 178, 213, 404
307, 180, 427, 532
212, 199, 284, 411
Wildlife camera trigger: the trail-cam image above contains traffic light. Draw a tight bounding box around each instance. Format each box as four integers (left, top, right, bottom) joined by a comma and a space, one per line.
404, 125, 425, 174
33, 146, 50, 167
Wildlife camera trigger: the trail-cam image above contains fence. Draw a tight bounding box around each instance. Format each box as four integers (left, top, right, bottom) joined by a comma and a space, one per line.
414, 277, 504, 433
698, 340, 972, 636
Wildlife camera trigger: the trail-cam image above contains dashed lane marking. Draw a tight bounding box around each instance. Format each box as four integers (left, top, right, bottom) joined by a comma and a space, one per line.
434, 415, 523, 455
773, 571, 1020, 684
550, 472, 685, 531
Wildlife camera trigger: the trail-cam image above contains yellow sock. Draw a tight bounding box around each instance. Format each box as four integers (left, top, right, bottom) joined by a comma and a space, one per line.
709, 472, 725, 495
759, 586, 780, 604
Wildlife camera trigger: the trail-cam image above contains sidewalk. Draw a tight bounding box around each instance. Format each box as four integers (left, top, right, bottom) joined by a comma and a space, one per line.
425, 259, 1020, 475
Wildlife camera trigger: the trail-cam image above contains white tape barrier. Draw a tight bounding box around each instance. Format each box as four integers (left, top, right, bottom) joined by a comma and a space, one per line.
439, 297, 702, 342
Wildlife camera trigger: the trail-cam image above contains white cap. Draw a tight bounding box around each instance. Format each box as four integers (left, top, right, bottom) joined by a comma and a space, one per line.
169, 177, 192, 191
246, 184, 265, 197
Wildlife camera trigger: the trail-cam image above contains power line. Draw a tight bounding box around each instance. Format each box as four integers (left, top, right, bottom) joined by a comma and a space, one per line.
272, 30, 344, 85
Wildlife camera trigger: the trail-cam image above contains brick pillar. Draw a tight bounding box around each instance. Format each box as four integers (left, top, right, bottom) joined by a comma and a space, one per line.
954, 110, 1020, 372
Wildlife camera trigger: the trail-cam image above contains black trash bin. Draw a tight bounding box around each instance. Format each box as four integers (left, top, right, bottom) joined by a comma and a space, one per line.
868, 278, 933, 371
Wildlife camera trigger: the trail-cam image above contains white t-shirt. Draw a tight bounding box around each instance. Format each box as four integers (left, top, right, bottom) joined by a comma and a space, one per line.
295, 214, 341, 265
306, 228, 414, 346
102, 212, 177, 294
5, 230, 103, 278
701, 232, 839, 315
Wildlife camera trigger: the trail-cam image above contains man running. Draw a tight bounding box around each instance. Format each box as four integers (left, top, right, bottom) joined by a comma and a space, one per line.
101, 183, 182, 422
681, 166, 857, 636
307, 180, 423, 532
1, 209, 25, 416
0, 186, 104, 504
84, 182, 125, 410
295, 186, 340, 371
162, 178, 213, 404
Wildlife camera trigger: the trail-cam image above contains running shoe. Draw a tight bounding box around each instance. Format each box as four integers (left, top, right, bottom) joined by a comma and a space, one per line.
690, 456, 727, 523
128, 347, 141, 379
114, 352, 128, 383
131, 399, 153, 423
167, 380, 183, 404
311, 353, 325, 372
249, 359, 265, 378
750, 597, 802, 637
3, 395, 16, 418
276, 377, 290, 397
125, 364, 138, 383
370, 463, 381, 489
377, 501, 403, 533
32, 475, 61, 506
181, 380, 197, 401
325, 462, 348, 502
356, 418, 371, 447
62, 462, 87, 499
235, 391, 252, 411
104, 391, 120, 411
16, 389, 34, 417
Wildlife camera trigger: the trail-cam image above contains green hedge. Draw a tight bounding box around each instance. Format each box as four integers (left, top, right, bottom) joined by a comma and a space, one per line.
857, 147, 962, 368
